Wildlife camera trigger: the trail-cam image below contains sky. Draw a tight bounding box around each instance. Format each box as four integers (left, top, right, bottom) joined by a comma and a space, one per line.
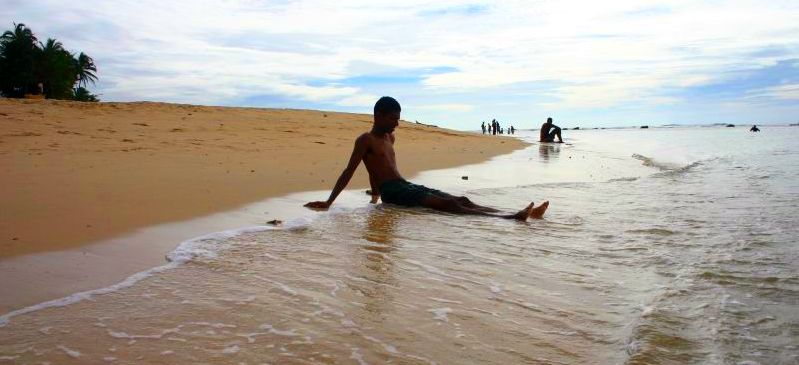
4, 0, 799, 130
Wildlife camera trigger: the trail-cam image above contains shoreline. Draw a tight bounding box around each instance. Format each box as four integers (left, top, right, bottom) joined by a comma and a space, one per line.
1, 98, 528, 313
0, 188, 375, 316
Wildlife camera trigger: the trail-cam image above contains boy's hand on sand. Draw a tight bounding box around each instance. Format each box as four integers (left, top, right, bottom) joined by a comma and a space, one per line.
304, 201, 330, 210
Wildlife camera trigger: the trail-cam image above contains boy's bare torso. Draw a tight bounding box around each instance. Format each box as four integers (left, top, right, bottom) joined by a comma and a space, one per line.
360, 132, 402, 187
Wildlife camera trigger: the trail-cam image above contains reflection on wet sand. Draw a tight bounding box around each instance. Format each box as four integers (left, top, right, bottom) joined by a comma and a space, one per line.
539, 143, 561, 162
348, 207, 400, 320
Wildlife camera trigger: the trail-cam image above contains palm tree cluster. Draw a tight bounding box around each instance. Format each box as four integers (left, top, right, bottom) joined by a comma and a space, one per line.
0, 23, 99, 101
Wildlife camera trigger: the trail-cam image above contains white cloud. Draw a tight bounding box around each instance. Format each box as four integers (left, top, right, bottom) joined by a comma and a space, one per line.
747, 84, 799, 101
415, 103, 475, 112
338, 93, 381, 107
4, 0, 799, 114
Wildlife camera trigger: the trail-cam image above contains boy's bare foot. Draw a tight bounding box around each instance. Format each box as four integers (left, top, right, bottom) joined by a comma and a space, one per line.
508, 202, 535, 221
530, 201, 549, 219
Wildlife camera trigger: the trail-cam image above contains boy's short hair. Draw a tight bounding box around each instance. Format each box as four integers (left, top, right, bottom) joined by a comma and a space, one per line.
546, 117, 553, 123
374, 96, 401, 115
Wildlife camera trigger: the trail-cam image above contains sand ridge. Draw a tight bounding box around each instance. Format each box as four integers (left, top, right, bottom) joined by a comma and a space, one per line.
1, 98, 526, 258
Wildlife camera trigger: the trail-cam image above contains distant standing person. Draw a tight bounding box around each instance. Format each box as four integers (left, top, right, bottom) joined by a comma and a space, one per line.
481, 122, 486, 134
750, 125, 760, 132
539, 117, 563, 143
510, 125, 515, 135
492, 119, 498, 135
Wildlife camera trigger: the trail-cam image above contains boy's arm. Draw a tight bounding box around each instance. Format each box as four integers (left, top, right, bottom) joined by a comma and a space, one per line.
305, 134, 369, 209
368, 174, 380, 204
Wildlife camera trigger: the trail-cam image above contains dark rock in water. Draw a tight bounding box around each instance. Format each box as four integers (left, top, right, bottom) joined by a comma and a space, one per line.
726, 124, 735, 127
640, 125, 649, 129
563, 128, 569, 130
461, 176, 469, 180
266, 219, 282, 225
573, 127, 581, 130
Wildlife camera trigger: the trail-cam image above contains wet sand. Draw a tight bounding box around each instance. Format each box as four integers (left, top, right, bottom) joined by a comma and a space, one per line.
0, 98, 526, 312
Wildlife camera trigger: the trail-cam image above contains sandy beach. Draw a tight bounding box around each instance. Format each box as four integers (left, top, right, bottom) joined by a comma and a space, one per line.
0, 98, 525, 311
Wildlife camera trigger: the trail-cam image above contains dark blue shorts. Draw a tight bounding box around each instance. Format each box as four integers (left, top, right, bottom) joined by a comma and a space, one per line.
379, 179, 450, 207
543, 128, 559, 142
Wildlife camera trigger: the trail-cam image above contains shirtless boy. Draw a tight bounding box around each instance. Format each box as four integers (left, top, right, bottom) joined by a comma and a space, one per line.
539, 117, 563, 143
304, 97, 548, 220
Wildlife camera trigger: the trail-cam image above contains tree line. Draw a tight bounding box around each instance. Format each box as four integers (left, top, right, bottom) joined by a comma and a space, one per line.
0, 23, 99, 101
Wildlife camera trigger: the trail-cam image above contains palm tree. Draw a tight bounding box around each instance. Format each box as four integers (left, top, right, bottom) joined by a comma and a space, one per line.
74, 52, 97, 88
0, 23, 38, 96
37, 38, 76, 98
0, 23, 99, 100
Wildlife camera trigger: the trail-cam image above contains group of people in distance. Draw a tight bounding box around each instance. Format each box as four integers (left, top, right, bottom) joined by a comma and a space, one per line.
305, 96, 550, 221
482, 119, 515, 135
482, 117, 564, 143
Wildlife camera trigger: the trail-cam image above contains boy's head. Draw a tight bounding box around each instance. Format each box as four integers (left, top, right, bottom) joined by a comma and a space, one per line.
546, 117, 553, 124
373, 96, 401, 133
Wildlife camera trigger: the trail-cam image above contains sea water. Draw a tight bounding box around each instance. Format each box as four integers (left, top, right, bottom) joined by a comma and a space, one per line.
1, 126, 797, 364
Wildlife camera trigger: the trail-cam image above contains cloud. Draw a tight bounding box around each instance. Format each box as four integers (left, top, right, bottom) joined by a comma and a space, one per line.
747, 84, 799, 101
415, 103, 475, 112
4, 0, 799, 126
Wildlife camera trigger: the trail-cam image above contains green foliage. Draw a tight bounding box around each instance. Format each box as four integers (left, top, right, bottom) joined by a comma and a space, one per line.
72, 87, 98, 102
0, 23, 98, 101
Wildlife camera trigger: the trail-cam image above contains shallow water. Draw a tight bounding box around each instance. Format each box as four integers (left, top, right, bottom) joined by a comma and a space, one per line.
1, 126, 798, 364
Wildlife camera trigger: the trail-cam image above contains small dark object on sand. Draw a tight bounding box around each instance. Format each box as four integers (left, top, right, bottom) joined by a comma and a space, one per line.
640, 126, 649, 129
462, 176, 469, 180
267, 219, 282, 225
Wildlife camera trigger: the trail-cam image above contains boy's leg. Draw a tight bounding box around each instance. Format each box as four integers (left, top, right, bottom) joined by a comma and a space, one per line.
550, 127, 563, 142
456, 196, 501, 212
419, 195, 538, 221
428, 189, 501, 213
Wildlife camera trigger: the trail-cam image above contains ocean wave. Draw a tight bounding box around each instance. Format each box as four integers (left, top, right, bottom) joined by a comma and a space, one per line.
631, 153, 686, 171
0, 216, 316, 327
631, 153, 708, 178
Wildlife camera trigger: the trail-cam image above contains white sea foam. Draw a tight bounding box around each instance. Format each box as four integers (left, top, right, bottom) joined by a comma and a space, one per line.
57, 345, 81, 358
428, 307, 453, 322
222, 344, 240, 354
0, 217, 315, 327
349, 347, 368, 365
259, 324, 299, 337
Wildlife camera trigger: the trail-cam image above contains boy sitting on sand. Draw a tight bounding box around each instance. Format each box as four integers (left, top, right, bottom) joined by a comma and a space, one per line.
540, 117, 564, 143
305, 97, 548, 220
